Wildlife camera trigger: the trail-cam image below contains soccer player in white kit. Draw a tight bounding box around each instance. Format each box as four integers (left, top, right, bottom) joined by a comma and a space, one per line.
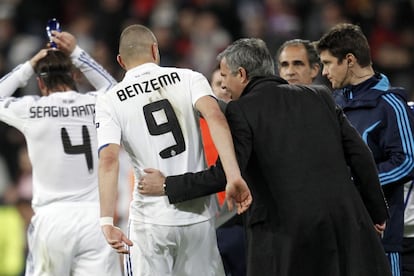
95, 24, 250, 276
0, 31, 122, 275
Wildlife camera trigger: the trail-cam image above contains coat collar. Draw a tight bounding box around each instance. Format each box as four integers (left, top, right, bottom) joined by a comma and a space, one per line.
241, 76, 288, 97
334, 73, 408, 109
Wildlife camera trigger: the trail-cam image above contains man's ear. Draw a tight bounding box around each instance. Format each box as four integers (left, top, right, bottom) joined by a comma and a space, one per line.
151, 43, 160, 63
238, 67, 249, 84
345, 53, 355, 67
117, 54, 126, 70
37, 77, 48, 96
311, 64, 320, 79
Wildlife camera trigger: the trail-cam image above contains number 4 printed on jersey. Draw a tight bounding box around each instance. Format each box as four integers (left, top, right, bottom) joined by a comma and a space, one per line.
61, 125, 93, 172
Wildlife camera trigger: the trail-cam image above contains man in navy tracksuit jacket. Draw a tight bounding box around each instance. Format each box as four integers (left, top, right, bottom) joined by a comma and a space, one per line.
318, 23, 414, 276
334, 73, 414, 254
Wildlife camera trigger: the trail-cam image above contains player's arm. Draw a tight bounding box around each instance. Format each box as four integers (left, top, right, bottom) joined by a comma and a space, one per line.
52, 31, 117, 91
195, 95, 252, 211
376, 96, 414, 186
141, 162, 226, 201
98, 143, 120, 222
141, 163, 250, 214
0, 31, 76, 98
98, 143, 133, 254
196, 96, 240, 180
95, 94, 132, 253
0, 49, 45, 129
0, 49, 48, 97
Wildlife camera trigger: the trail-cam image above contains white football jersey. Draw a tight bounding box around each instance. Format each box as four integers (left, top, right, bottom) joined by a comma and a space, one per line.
95, 63, 217, 225
0, 47, 117, 210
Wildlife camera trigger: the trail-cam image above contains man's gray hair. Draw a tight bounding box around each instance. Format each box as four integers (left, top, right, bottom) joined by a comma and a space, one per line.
217, 38, 275, 80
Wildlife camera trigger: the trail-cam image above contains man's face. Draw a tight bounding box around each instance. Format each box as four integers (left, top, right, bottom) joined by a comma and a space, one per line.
219, 58, 245, 100
278, 44, 319, 85
319, 50, 349, 89
211, 69, 232, 103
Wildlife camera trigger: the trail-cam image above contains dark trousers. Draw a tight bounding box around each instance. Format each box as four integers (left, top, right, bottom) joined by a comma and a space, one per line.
217, 225, 246, 276
403, 238, 414, 276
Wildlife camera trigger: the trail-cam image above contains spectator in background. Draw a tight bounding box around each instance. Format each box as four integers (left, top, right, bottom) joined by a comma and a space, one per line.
303, 1, 350, 42
317, 22, 414, 276
189, 8, 231, 76
2, 144, 34, 275
368, 1, 413, 101
14, 145, 33, 255
0, 153, 11, 199
93, 0, 128, 72
0, 150, 25, 276
0, 203, 25, 275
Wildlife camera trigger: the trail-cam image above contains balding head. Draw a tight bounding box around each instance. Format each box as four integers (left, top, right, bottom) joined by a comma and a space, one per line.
118, 24, 160, 69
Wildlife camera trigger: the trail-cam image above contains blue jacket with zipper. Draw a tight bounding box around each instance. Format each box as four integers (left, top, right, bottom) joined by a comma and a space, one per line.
334, 73, 414, 252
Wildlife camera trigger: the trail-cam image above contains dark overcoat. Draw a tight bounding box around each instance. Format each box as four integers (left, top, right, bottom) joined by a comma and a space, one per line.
167, 76, 391, 276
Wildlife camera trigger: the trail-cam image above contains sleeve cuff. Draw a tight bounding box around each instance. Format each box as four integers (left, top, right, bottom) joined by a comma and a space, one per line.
70, 46, 84, 67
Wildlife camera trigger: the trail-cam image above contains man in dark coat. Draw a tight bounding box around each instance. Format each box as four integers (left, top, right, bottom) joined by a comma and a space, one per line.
139, 38, 392, 276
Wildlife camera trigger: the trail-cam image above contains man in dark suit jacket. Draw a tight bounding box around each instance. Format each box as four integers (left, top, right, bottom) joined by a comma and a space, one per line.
139, 38, 392, 276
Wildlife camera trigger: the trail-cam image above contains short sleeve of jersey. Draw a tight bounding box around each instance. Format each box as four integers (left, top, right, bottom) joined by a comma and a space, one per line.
189, 71, 214, 107
95, 93, 122, 150
0, 96, 37, 131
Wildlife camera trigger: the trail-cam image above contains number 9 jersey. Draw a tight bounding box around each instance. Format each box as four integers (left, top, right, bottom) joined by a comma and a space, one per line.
95, 63, 218, 226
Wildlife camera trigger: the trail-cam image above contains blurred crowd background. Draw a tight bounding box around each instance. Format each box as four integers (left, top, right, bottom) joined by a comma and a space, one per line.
0, 0, 413, 275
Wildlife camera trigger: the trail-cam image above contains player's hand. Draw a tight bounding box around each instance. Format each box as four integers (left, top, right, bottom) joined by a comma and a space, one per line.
29, 49, 49, 69
51, 31, 77, 55
139, 168, 166, 196
374, 222, 386, 237
225, 177, 252, 214
101, 225, 133, 254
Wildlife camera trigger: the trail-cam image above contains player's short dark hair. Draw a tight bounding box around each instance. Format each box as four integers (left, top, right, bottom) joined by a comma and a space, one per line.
316, 23, 372, 67
35, 50, 77, 91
